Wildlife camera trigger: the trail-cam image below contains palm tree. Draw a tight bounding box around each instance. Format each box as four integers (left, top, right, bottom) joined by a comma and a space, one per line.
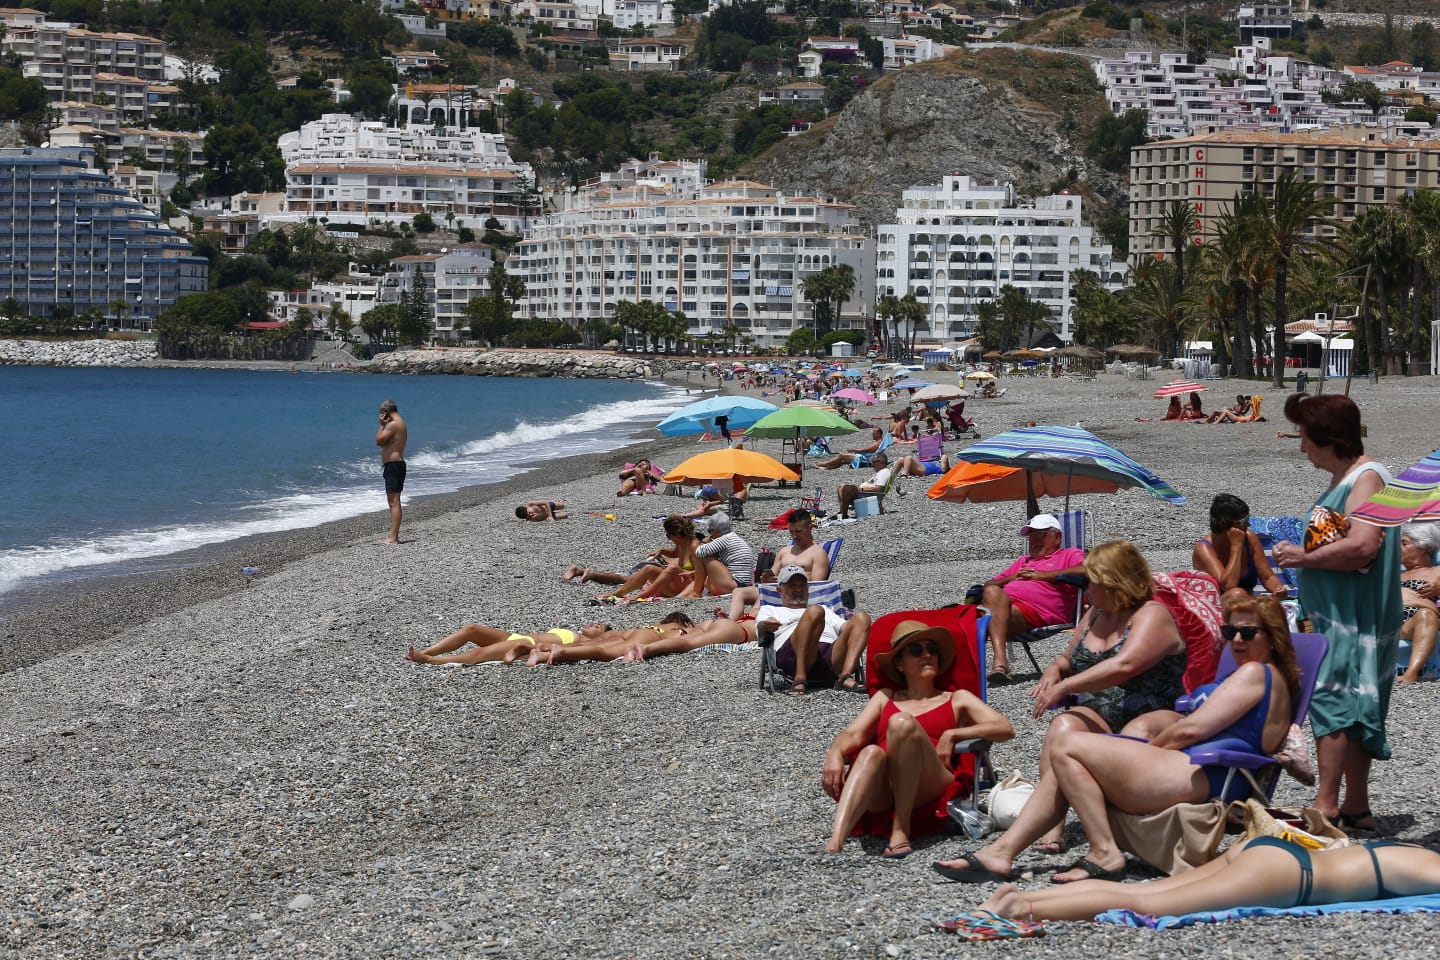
1153, 199, 1198, 356
1343, 206, 1405, 376
1210, 193, 1268, 375
1255, 172, 1338, 386
1399, 188, 1440, 374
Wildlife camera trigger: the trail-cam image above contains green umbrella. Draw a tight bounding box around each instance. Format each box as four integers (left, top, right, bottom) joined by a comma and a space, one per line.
745, 405, 860, 439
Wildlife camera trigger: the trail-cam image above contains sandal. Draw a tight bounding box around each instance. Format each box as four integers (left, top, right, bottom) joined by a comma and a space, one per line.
785, 682, 808, 698
1338, 809, 1377, 831
835, 671, 864, 693
882, 841, 914, 860
1052, 857, 1126, 884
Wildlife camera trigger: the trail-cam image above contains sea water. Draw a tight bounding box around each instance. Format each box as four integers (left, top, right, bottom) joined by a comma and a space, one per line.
5, 365, 690, 596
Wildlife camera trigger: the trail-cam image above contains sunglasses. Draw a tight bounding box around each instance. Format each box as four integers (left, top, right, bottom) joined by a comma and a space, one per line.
902, 640, 941, 658
1220, 625, 1264, 641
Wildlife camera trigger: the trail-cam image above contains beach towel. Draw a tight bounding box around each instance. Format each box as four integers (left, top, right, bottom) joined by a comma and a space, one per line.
1153, 571, 1224, 692
1094, 894, 1440, 930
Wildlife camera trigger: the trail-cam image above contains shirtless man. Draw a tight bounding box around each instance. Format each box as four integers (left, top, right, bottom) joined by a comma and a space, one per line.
725, 509, 831, 619
376, 399, 408, 544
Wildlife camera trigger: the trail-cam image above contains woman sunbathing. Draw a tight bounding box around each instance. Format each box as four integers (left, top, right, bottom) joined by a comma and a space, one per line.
404, 613, 707, 667
515, 500, 567, 521
528, 615, 748, 666
972, 835, 1440, 922
1208, 394, 1259, 423
589, 516, 701, 603
617, 459, 660, 496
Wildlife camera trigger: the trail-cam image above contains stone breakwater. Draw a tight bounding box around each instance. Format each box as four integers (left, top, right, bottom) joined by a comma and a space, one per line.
0, 337, 158, 366
365, 348, 667, 379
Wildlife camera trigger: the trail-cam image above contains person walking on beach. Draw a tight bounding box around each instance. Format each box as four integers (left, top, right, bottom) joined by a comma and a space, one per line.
376, 399, 408, 544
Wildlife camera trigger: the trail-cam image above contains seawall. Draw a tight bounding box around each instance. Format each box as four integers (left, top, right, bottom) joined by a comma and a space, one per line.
364, 348, 668, 379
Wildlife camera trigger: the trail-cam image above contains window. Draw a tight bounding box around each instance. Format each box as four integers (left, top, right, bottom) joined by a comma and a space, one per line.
1373, 186, 1385, 201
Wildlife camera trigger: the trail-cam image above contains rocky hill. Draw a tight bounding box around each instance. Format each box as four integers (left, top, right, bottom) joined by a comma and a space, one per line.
743, 48, 1127, 232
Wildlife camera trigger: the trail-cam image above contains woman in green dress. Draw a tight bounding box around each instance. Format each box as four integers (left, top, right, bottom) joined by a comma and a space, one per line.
1271, 393, 1401, 831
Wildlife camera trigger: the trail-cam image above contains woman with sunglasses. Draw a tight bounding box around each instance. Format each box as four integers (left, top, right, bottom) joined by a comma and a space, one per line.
822, 621, 1014, 859
943, 596, 1297, 885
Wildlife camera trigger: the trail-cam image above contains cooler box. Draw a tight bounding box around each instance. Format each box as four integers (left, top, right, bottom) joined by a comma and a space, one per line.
854, 496, 881, 518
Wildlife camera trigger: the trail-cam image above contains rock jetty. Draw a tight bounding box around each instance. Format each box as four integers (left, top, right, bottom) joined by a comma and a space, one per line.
0, 337, 158, 366
365, 348, 663, 379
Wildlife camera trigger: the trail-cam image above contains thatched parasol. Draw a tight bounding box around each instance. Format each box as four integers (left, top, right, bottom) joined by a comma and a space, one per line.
1107, 344, 1160, 359
1058, 344, 1104, 360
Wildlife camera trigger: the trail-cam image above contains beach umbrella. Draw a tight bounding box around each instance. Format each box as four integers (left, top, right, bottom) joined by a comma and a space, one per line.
1153, 379, 1208, 399
1350, 449, 1440, 527
964, 371, 997, 382
746, 405, 859, 440
833, 387, 877, 404
982, 351, 1004, 361
1108, 344, 1160, 360
950, 424, 1186, 512
655, 395, 778, 436
892, 377, 933, 390
663, 448, 800, 485
1058, 345, 1105, 360
927, 461, 1125, 504
911, 383, 969, 402
843, 368, 866, 378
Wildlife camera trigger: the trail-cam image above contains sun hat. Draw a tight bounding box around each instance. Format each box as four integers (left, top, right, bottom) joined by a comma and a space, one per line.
777, 564, 809, 584
876, 620, 956, 686
1020, 514, 1062, 536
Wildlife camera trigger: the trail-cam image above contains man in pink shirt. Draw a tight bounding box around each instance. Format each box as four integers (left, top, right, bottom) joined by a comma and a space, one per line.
982, 514, 1086, 682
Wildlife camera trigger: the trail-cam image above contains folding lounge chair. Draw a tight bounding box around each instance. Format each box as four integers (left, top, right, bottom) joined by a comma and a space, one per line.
865, 606, 996, 837
852, 433, 895, 469
1177, 632, 1328, 803
755, 579, 853, 693
821, 537, 843, 574
1057, 508, 1093, 551
915, 432, 944, 465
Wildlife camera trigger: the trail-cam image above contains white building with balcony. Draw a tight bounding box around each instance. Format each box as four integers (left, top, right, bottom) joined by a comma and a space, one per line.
875, 174, 1124, 344
511, 169, 875, 348
1236, 3, 1293, 41
380, 244, 495, 341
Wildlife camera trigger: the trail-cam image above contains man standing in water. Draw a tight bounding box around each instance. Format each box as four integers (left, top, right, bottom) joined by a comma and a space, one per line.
376, 399, 407, 544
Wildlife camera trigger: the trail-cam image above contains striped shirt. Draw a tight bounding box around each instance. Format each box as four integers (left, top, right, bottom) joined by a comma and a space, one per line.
697, 533, 756, 587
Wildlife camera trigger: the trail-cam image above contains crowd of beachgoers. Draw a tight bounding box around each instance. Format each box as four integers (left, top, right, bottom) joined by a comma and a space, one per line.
6, 361, 1440, 957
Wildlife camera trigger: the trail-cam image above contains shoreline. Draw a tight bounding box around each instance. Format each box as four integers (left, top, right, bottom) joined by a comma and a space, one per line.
0, 368, 718, 675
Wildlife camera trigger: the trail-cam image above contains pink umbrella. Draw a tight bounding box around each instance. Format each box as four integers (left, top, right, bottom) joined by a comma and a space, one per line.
833, 387, 877, 404
1153, 380, 1208, 399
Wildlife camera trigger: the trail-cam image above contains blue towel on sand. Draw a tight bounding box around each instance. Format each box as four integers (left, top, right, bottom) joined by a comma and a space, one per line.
1095, 894, 1440, 929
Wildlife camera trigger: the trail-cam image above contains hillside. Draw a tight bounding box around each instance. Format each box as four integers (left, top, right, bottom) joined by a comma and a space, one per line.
742, 48, 1126, 232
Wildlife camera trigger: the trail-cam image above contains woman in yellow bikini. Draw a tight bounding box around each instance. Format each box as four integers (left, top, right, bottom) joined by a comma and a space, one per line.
404, 623, 602, 665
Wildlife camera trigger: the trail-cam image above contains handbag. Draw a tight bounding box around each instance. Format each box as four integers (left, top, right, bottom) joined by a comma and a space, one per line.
985, 769, 1035, 830
1304, 505, 1350, 552
1237, 799, 1349, 850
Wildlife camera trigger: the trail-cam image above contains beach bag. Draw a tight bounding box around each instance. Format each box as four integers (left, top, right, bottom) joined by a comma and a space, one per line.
985, 770, 1034, 830
1238, 799, 1349, 850
1303, 506, 1350, 552
1110, 801, 1228, 874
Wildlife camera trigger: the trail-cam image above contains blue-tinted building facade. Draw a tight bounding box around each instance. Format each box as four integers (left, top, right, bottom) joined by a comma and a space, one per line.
0, 147, 207, 328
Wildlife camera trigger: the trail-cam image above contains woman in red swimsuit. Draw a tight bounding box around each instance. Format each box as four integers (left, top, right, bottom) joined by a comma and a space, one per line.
822, 621, 1014, 859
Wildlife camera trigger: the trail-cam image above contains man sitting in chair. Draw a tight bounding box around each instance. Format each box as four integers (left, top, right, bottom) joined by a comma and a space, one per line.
836, 452, 891, 520
725, 509, 830, 620
757, 565, 871, 695
981, 514, 1086, 683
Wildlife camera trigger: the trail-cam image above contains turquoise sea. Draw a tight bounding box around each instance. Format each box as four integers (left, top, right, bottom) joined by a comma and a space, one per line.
5, 366, 687, 596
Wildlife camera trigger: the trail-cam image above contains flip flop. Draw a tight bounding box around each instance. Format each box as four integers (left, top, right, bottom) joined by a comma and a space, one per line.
882, 841, 913, 860
938, 910, 1045, 941
931, 854, 1013, 884
1052, 857, 1127, 884
785, 682, 808, 698
986, 665, 1012, 684
1338, 809, 1377, 831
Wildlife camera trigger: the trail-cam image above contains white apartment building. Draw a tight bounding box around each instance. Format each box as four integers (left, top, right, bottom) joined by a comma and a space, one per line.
511, 174, 875, 348
271, 114, 533, 231
608, 37, 691, 71
881, 35, 950, 71
1344, 60, 1425, 93
1236, 3, 1292, 41
1096, 42, 1406, 139
573, 0, 673, 28
876, 174, 1124, 344
3, 22, 166, 80
379, 244, 495, 341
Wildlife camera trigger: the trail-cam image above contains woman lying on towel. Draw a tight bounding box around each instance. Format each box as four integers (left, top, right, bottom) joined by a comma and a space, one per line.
617, 459, 662, 496
403, 612, 744, 666
973, 835, 1440, 922
823, 621, 1014, 860
935, 595, 1296, 885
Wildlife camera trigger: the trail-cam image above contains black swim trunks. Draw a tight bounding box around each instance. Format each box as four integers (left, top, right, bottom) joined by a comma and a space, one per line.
383, 460, 406, 494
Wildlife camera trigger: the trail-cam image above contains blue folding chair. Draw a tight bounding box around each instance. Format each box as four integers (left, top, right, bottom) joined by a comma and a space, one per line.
755, 579, 852, 693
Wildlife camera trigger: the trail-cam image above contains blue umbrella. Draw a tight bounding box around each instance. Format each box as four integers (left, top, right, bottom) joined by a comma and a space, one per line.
954, 425, 1185, 511
844, 368, 866, 378
655, 395, 779, 436
893, 378, 934, 390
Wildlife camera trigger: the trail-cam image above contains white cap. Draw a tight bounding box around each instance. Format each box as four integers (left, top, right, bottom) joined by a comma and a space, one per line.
1020, 514, 1062, 536
777, 564, 809, 584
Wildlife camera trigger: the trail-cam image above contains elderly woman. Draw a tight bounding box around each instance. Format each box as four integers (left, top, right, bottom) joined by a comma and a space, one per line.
1191, 493, 1288, 601
1270, 393, 1400, 831
1007, 596, 1297, 883
823, 621, 1014, 859
1397, 521, 1440, 683
934, 541, 1188, 880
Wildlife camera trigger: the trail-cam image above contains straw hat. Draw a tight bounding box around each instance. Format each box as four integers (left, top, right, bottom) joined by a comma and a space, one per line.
876, 620, 956, 686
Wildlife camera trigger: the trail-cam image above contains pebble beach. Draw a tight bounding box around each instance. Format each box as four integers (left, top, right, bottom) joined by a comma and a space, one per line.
6, 369, 1440, 958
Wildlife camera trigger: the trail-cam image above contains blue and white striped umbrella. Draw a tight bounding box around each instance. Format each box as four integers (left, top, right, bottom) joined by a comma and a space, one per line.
892, 378, 933, 390
954, 425, 1186, 506
655, 395, 779, 436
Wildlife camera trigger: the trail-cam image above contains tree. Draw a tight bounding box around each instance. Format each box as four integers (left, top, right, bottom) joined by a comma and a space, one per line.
801, 264, 856, 337
361, 302, 402, 347
396, 266, 432, 345
327, 304, 351, 340
1255, 172, 1338, 385
1153, 199, 1198, 357
413, 212, 437, 234
785, 327, 818, 355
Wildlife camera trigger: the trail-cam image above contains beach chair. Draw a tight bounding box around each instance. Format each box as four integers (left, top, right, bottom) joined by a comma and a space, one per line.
915, 431, 944, 465
821, 536, 843, 574
864, 606, 996, 837
1176, 632, 1329, 802
852, 433, 895, 469
800, 486, 822, 513
755, 579, 853, 693
1057, 508, 1093, 551
1249, 516, 1303, 595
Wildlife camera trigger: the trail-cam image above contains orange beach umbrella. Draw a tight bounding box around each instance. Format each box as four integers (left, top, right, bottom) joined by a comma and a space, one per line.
926, 461, 1123, 505
664, 448, 800, 486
